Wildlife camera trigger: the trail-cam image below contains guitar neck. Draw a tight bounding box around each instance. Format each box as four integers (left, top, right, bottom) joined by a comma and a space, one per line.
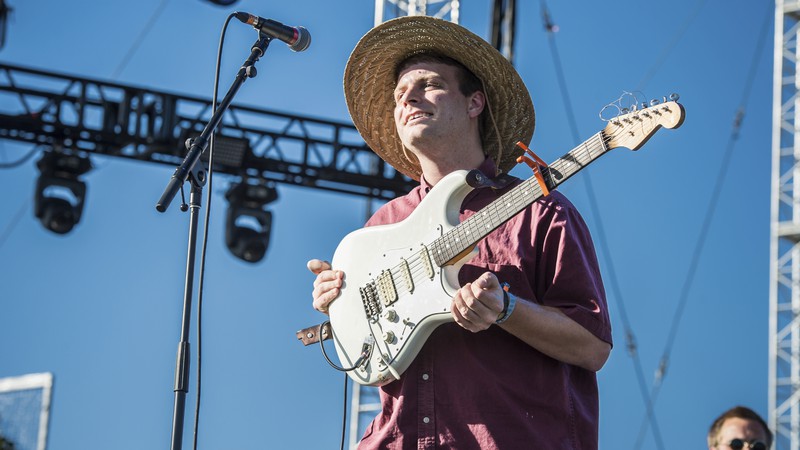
431, 132, 610, 267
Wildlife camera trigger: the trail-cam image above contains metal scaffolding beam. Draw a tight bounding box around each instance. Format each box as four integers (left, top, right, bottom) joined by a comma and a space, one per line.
374, 0, 460, 26
0, 62, 415, 202
772, 1, 800, 448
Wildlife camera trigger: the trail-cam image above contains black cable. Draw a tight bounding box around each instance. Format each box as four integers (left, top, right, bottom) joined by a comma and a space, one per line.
189, 12, 237, 450
318, 322, 371, 372
341, 374, 349, 450
537, 2, 666, 448
632, 5, 773, 448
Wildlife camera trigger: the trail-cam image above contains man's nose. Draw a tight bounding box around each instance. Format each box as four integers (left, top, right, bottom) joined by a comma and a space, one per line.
400, 86, 421, 105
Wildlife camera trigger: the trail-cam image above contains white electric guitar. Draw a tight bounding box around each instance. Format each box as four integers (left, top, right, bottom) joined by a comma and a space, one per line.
326, 98, 685, 386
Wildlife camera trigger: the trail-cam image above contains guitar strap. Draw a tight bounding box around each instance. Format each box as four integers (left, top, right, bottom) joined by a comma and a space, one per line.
465, 169, 517, 191
296, 322, 332, 346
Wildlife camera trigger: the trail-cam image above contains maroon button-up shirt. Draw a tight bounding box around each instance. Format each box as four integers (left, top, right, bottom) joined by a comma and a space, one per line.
357, 159, 612, 450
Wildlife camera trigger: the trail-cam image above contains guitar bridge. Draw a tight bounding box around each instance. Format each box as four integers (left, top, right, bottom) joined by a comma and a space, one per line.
359, 282, 381, 319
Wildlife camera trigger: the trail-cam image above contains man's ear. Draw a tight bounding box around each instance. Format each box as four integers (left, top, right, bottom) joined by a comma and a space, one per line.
468, 91, 486, 118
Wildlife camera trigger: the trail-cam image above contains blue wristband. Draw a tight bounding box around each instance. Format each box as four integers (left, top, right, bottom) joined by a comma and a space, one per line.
496, 283, 517, 324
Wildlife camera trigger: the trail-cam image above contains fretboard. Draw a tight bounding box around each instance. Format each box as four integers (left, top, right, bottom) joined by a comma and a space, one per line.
430, 132, 610, 267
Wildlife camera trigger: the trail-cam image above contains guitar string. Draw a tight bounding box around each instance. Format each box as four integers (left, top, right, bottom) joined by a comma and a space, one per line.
370, 120, 644, 307
346, 109, 670, 384
370, 147, 582, 305
434, 104, 665, 268
429, 131, 606, 264
371, 132, 607, 302
363, 108, 665, 307
387, 129, 610, 281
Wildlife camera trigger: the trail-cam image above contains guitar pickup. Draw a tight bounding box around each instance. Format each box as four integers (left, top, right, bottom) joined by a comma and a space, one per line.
400, 258, 414, 294
377, 270, 398, 306
420, 246, 434, 280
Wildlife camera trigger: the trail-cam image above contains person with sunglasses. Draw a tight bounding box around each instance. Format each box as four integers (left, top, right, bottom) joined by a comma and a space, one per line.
707, 406, 773, 450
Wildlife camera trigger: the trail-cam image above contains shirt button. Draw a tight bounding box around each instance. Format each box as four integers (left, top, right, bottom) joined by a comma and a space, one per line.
423, 417, 430, 424
422, 373, 429, 381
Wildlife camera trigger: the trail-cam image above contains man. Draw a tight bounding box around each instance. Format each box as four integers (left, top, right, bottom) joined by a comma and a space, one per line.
707, 406, 772, 450
309, 16, 612, 449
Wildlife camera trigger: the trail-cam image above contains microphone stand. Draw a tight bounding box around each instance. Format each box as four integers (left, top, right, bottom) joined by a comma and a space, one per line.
155, 32, 273, 450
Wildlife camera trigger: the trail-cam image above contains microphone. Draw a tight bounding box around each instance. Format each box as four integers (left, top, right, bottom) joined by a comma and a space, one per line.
234, 12, 311, 52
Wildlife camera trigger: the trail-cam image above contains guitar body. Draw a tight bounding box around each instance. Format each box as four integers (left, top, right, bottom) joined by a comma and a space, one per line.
328, 170, 476, 386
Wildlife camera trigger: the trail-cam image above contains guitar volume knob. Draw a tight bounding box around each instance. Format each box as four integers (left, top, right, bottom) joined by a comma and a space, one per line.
383, 309, 397, 321
383, 331, 396, 343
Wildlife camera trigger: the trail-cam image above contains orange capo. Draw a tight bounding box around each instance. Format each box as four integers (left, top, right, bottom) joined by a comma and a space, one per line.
515, 141, 550, 197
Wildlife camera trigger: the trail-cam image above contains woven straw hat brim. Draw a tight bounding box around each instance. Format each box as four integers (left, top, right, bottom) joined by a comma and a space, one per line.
344, 15, 535, 180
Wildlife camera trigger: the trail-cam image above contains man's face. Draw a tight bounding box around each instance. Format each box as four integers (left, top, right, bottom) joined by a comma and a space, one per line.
711, 418, 769, 450
392, 61, 481, 153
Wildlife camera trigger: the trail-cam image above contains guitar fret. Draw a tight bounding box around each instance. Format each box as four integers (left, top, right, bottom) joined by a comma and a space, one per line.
545, 133, 606, 187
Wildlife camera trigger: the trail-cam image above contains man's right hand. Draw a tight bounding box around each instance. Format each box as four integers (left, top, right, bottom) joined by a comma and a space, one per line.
307, 259, 344, 315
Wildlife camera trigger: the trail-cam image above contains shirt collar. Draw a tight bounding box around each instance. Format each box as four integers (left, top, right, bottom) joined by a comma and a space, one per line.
418, 158, 499, 194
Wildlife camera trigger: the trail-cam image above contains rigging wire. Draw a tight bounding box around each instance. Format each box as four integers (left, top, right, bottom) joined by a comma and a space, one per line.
0, 143, 40, 169
631, 0, 708, 445
537, 1, 665, 448
632, 4, 773, 449
110, 0, 171, 79
635, 0, 709, 92
0, 199, 28, 251
0, 143, 41, 250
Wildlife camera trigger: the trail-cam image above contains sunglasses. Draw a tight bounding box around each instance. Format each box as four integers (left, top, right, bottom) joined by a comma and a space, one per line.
725, 438, 767, 450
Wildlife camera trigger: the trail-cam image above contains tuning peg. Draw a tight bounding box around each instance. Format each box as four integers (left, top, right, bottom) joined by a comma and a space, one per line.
649, 99, 660, 106
669, 93, 680, 101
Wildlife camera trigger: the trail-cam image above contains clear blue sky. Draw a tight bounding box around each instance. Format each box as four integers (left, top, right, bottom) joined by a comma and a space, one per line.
0, 0, 774, 449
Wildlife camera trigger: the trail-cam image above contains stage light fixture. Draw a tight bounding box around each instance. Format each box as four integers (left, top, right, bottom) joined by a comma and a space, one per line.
34, 151, 92, 235
225, 180, 278, 263
201, 0, 239, 6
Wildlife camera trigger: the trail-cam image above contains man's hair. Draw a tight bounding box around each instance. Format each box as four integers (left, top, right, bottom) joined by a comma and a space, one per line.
707, 406, 773, 448
394, 52, 482, 97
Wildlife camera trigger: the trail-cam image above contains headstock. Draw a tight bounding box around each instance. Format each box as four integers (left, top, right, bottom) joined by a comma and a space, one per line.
602, 95, 685, 151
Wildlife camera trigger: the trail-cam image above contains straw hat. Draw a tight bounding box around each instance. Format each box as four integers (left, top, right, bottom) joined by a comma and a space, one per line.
344, 15, 535, 180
